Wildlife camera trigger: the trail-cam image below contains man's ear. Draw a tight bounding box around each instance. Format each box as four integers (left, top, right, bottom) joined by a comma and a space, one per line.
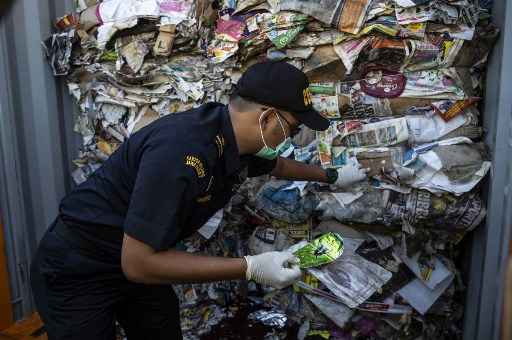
259, 107, 273, 129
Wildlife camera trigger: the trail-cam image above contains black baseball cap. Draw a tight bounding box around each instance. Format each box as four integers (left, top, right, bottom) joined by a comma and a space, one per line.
236, 61, 330, 131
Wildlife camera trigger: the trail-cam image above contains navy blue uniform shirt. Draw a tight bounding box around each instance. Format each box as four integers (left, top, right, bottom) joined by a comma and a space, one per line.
59, 103, 276, 254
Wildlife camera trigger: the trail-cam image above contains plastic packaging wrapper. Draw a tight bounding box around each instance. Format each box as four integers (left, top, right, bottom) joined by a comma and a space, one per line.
95, 0, 160, 49
334, 26, 499, 78
43, 30, 75, 76
395, 0, 431, 7
308, 254, 392, 308
280, 0, 373, 34
315, 111, 489, 194
395, 1, 479, 26
294, 232, 344, 269
248, 226, 292, 255
256, 180, 318, 223
304, 294, 354, 328
310, 69, 474, 121
248, 310, 287, 329
317, 188, 385, 225
117, 36, 151, 73
208, 34, 240, 63
318, 187, 486, 231
45, 0, 498, 338
318, 121, 412, 167
264, 12, 309, 49
405, 141, 491, 194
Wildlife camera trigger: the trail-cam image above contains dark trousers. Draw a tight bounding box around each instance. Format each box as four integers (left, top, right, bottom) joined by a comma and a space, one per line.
30, 222, 182, 340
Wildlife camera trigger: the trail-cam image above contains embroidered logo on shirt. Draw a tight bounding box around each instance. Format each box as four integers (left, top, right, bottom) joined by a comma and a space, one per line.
185, 155, 206, 178
196, 195, 211, 203
214, 134, 225, 158
303, 88, 313, 106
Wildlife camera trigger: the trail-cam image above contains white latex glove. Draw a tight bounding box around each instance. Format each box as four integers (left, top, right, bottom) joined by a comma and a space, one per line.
335, 158, 368, 187
244, 251, 302, 289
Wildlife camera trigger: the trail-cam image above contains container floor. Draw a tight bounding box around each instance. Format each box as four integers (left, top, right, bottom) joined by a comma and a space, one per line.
0, 313, 46, 340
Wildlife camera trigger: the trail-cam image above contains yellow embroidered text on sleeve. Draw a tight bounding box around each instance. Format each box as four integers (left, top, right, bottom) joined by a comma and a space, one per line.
303, 88, 313, 106
214, 134, 225, 158
185, 155, 206, 178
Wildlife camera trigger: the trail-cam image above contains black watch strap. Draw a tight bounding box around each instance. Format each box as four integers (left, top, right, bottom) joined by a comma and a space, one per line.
325, 168, 338, 184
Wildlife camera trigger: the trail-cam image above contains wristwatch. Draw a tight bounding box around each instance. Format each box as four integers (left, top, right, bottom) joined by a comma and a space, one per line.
325, 168, 338, 184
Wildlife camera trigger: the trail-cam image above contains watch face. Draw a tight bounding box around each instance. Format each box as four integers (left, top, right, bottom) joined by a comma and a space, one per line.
327, 168, 337, 184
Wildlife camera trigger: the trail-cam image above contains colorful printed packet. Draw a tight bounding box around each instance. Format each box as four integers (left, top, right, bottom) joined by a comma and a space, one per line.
294, 232, 344, 269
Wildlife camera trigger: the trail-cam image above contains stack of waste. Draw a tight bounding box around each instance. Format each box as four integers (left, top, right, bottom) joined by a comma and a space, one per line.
45, 0, 498, 338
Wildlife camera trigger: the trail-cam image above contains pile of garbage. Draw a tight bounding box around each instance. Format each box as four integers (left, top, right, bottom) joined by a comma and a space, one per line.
45, 0, 499, 338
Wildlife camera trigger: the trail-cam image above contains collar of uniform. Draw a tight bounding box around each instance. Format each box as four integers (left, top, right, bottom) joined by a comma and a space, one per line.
220, 105, 242, 176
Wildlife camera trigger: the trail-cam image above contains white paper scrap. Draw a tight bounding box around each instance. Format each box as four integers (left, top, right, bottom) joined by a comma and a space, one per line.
398, 252, 452, 290
198, 209, 224, 239
398, 274, 454, 315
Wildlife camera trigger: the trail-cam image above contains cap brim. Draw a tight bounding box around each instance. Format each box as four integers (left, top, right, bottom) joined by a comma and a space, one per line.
293, 108, 330, 131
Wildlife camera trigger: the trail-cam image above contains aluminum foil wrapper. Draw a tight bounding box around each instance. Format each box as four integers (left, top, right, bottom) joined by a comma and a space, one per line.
248, 310, 287, 329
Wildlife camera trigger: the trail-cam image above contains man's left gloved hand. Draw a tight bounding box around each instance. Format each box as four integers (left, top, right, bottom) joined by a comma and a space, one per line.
334, 158, 369, 188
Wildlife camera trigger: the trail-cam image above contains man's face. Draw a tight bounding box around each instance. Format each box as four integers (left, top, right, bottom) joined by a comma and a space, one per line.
258, 107, 301, 148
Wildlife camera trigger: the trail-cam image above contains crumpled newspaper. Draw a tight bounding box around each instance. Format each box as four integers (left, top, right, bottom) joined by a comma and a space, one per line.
42, 30, 75, 76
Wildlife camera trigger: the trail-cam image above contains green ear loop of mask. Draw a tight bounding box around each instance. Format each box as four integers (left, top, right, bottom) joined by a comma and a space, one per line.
255, 109, 292, 160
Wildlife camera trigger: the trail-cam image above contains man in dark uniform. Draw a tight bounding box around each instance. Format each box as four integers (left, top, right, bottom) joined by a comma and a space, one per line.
30, 61, 367, 339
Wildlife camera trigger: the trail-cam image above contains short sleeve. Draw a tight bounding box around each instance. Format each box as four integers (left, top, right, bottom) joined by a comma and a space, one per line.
246, 156, 277, 177
124, 141, 198, 251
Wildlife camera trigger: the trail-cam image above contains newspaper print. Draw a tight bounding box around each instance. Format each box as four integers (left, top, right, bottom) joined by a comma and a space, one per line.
312, 95, 341, 119
401, 68, 467, 100
279, 0, 343, 26
383, 190, 486, 230
333, 117, 409, 148
336, 0, 373, 34
280, 0, 372, 35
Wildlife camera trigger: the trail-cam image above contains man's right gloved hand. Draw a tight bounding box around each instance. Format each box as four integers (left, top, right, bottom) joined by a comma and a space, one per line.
244, 251, 302, 289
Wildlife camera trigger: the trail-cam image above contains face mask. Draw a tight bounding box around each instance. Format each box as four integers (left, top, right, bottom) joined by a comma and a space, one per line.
255, 110, 292, 160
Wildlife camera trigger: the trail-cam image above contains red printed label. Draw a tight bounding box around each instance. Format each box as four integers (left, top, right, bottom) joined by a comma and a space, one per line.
361, 70, 407, 98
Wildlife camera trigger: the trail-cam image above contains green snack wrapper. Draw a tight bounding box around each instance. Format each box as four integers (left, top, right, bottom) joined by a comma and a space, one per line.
294, 232, 344, 269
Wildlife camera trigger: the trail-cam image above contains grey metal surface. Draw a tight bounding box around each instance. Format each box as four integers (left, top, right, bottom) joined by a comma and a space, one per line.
0, 0, 78, 320
0, 26, 33, 323
463, 0, 512, 339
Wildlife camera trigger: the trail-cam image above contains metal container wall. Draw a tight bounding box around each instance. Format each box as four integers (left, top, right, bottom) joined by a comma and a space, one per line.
0, 0, 510, 338
463, 0, 512, 338
0, 0, 79, 320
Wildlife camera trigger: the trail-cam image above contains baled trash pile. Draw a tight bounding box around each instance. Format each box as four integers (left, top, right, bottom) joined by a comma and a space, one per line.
44, 0, 498, 338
